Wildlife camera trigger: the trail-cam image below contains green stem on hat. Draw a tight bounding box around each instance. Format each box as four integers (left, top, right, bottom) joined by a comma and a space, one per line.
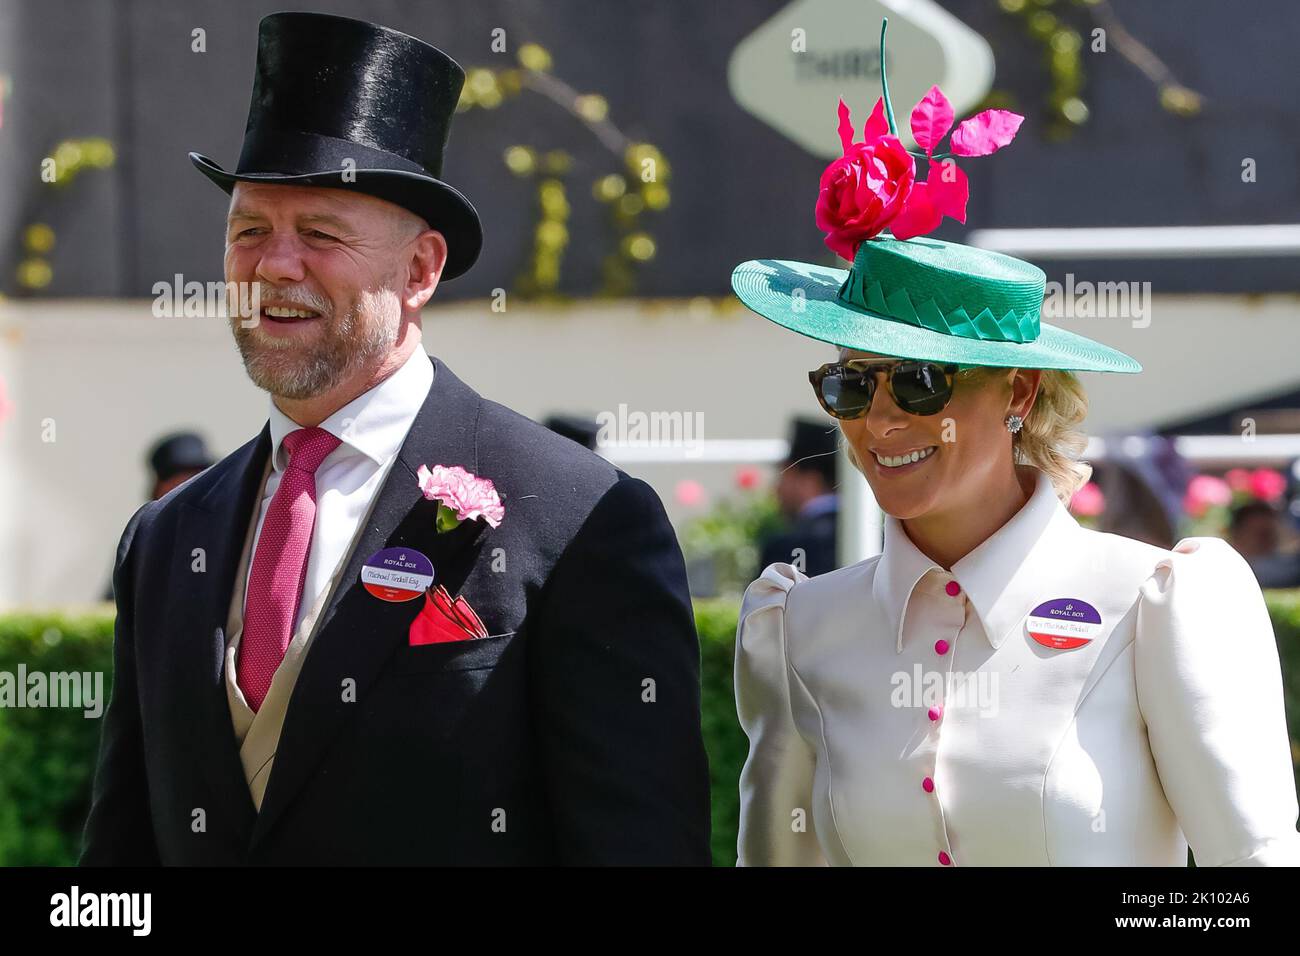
880, 18, 897, 136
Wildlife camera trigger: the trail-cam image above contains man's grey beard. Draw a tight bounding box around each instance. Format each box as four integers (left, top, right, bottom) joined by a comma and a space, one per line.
230, 291, 399, 400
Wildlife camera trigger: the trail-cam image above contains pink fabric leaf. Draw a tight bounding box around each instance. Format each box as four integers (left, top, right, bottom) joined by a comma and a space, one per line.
926, 159, 969, 223
889, 182, 942, 240
950, 109, 1024, 156
836, 97, 855, 154
909, 85, 954, 157
863, 96, 890, 142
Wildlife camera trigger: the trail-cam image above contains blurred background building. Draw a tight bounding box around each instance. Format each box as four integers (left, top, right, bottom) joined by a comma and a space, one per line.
0, 0, 1297, 603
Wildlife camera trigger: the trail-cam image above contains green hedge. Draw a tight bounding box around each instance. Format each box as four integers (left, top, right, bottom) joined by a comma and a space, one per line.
1264, 591, 1300, 778
2, 596, 1298, 866
696, 599, 747, 866
0, 611, 115, 866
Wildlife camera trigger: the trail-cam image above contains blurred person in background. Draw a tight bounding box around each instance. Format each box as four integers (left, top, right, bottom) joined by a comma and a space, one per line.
1230, 499, 1300, 588
147, 431, 215, 499
543, 414, 601, 452
756, 418, 839, 578
103, 431, 216, 601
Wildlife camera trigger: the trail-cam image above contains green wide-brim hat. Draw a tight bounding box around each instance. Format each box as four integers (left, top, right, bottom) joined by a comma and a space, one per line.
732, 235, 1141, 374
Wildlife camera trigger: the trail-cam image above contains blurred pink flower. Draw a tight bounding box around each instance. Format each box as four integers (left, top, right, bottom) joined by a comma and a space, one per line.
1183, 474, 1232, 518
675, 479, 707, 508
735, 465, 761, 491
1224, 468, 1252, 493
1248, 468, 1287, 502
1068, 481, 1105, 517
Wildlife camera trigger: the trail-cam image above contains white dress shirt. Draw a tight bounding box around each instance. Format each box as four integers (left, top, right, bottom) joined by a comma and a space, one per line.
245, 347, 433, 634
735, 464, 1300, 866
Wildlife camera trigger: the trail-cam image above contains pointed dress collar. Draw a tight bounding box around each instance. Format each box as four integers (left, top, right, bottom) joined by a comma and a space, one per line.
873, 465, 1080, 653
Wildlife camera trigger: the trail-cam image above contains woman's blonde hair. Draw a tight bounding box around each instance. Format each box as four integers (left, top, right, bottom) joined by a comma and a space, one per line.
840, 365, 1092, 505
1011, 368, 1092, 503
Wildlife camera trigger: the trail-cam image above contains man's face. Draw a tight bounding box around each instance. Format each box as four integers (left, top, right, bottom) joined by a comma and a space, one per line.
152, 470, 203, 500
775, 466, 826, 520
1232, 512, 1279, 558
223, 183, 425, 400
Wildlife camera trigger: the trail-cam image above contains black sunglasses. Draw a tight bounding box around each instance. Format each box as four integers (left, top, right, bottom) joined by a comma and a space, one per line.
809, 360, 963, 419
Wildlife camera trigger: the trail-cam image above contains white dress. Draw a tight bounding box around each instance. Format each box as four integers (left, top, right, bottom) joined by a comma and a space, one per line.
735, 466, 1300, 866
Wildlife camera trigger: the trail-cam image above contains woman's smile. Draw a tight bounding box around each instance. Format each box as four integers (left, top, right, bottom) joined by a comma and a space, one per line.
872, 444, 939, 472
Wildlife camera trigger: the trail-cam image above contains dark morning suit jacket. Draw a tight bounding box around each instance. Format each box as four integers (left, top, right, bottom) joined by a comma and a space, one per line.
80, 354, 712, 865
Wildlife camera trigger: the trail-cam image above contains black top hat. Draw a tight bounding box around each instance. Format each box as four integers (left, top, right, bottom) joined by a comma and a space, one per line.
190, 12, 482, 279
785, 418, 839, 485
544, 415, 601, 451
148, 432, 214, 483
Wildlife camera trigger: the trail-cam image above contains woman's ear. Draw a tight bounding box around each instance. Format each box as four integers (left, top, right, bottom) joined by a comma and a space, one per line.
1009, 368, 1043, 418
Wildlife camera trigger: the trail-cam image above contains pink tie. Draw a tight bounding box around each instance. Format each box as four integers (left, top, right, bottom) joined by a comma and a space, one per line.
238, 426, 341, 713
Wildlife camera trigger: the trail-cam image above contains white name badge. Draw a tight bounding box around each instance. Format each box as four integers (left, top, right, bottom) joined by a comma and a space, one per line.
1025, 597, 1102, 650
361, 548, 434, 602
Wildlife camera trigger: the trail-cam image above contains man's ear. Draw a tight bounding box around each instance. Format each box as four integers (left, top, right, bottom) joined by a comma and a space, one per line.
404, 228, 448, 311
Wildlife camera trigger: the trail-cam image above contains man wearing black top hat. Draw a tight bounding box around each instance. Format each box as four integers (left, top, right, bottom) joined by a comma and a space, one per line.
147, 432, 215, 500
81, 13, 710, 865
757, 418, 841, 578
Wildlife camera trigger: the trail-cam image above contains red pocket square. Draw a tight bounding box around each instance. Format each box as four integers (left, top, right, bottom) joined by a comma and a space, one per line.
409, 586, 488, 645
452, 595, 486, 637
430, 584, 486, 638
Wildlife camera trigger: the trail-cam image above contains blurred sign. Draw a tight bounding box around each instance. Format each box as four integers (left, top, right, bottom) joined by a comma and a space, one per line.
728, 0, 995, 157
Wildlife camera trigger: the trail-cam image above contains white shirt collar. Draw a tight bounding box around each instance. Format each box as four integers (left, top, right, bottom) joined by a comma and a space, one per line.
267, 347, 433, 472
873, 465, 1080, 653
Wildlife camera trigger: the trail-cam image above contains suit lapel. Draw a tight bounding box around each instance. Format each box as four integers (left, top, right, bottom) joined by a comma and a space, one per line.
251, 356, 488, 848
171, 424, 271, 851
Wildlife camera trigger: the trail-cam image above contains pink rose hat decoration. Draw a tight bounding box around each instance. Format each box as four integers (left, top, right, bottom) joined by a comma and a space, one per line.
815, 96, 915, 261
816, 20, 1025, 259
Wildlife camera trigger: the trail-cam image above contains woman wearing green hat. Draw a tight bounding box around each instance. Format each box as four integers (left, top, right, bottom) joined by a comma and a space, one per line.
730, 22, 1300, 867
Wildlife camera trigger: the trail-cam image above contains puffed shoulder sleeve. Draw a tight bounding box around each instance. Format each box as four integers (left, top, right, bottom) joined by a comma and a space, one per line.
1136, 536, 1300, 866
734, 562, 826, 866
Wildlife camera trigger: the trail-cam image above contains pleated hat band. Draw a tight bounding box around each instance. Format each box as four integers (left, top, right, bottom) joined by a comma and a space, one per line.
835, 236, 1047, 344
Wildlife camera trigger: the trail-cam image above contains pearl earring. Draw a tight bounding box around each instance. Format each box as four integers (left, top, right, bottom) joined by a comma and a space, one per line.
1005, 414, 1024, 433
